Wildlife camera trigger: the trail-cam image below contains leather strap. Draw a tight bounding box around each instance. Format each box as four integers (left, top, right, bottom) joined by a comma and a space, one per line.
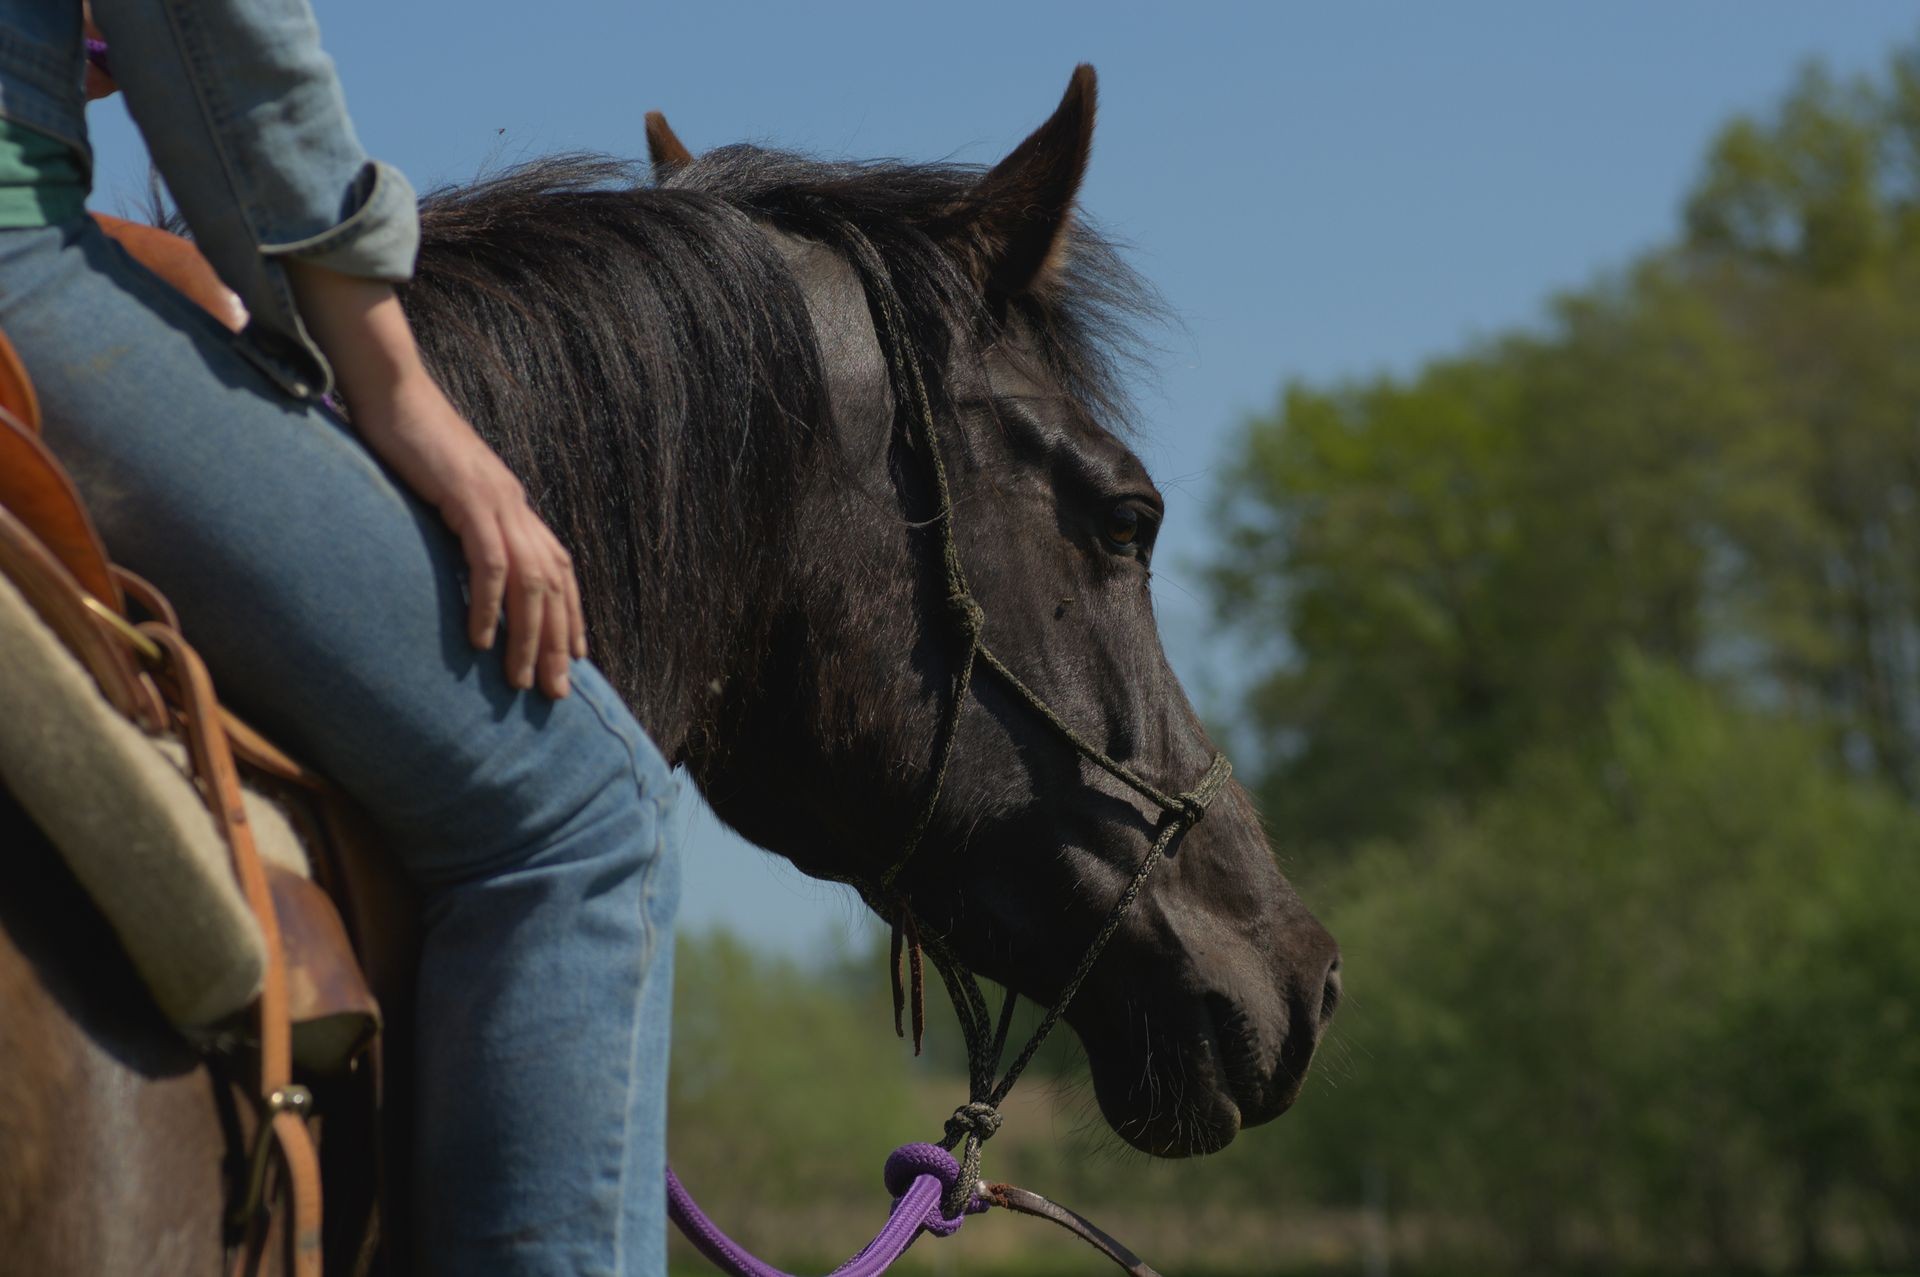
144, 627, 324, 1277
0, 502, 165, 731
117, 560, 321, 786
982, 1183, 1162, 1277
112, 564, 178, 629
218, 708, 327, 790
0, 405, 124, 612
0, 329, 39, 432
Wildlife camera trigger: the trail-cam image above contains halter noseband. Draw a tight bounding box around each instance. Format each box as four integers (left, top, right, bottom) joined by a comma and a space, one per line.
839, 228, 1232, 1213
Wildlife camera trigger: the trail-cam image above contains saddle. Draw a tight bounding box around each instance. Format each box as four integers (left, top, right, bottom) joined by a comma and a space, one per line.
0, 220, 414, 1276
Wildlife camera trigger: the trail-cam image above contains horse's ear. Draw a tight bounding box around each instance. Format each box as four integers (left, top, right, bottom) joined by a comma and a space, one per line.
944, 64, 1097, 298
645, 111, 694, 181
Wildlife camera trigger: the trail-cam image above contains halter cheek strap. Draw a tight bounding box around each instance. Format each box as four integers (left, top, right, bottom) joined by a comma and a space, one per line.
838, 225, 1232, 1215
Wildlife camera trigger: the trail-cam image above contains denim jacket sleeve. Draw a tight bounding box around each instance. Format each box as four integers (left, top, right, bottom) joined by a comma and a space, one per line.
90, 0, 419, 396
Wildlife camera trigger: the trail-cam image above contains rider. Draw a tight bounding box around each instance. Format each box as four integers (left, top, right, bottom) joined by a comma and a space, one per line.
0, 2, 684, 1273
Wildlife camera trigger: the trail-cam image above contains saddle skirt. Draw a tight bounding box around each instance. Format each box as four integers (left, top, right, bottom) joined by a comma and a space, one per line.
0, 559, 309, 1024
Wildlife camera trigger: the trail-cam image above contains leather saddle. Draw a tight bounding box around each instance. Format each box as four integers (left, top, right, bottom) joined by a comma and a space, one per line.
0, 217, 416, 1276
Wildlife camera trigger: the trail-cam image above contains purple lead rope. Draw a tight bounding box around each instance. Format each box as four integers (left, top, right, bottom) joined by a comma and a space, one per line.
667, 1144, 985, 1277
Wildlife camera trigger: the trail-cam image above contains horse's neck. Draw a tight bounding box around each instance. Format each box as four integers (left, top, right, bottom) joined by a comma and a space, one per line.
404, 193, 850, 760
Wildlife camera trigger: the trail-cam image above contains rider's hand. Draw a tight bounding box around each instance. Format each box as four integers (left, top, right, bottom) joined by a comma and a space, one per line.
286, 262, 588, 698
355, 376, 588, 697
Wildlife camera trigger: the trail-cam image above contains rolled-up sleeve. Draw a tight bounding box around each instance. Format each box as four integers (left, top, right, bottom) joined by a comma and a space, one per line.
260, 157, 418, 281
90, 0, 420, 395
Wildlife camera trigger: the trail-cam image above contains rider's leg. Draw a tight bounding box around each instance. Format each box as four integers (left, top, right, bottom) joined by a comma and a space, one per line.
0, 216, 679, 1277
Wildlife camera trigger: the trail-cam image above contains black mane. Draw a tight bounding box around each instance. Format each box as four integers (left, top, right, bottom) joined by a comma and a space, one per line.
401, 147, 1156, 753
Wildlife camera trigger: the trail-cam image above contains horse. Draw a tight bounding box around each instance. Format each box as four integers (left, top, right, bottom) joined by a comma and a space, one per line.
0, 66, 1339, 1273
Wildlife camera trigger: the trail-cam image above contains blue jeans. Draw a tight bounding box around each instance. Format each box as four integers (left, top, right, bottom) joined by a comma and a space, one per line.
0, 217, 682, 1277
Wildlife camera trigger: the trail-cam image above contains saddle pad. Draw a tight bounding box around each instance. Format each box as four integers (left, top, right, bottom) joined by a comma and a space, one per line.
0, 569, 310, 1027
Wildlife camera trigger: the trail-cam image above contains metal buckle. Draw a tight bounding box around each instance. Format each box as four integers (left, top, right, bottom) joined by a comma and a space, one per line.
226, 1085, 315, 1234
79, 592, 163, 665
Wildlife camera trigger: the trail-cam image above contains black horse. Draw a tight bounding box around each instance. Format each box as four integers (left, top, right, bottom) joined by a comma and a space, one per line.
0, 62, 1338, 1277
403, 64, 1339, 1156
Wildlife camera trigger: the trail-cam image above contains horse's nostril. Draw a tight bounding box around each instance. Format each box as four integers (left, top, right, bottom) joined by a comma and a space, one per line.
1318, 955, 1342, 1029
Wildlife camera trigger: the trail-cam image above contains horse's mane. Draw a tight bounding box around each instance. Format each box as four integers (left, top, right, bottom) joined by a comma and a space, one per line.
402, 147, 1157, 753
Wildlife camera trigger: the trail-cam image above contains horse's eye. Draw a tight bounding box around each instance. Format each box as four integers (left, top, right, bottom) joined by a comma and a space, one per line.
1104, 505, 1141, 547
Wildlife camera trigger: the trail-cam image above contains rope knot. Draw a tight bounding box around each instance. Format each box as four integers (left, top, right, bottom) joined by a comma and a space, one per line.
946, 593, 986, 638
944, 1101, 1003, 1147
1173, 755, 1233, 828
882, 1142, 985, 1237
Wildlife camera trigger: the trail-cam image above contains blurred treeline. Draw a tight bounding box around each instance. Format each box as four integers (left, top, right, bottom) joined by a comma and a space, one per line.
665, 46, 1920, 1276
1210, 43, 1920, 1274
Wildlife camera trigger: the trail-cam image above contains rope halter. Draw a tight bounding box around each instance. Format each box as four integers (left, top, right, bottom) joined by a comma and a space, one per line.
838, 225, 1234, 1218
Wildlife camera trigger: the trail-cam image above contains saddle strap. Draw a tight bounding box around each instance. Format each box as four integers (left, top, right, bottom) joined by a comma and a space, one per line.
113, 563, 325, 788
982, 1183, 1163, 1277
144, 626, 323, 1277
0, 328, 39, 431
0, 408, 129, 625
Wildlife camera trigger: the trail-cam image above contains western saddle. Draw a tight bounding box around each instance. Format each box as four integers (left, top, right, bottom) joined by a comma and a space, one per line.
0, 216, 414, 1277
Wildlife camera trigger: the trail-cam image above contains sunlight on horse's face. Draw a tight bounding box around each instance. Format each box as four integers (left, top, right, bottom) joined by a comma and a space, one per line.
703, 67, 1341, 1158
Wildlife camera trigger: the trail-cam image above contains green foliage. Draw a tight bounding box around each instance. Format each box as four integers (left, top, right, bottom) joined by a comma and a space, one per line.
1200, 33, 1920, 1273
1275, 662, 1920, 1269
1212, 265, 1769, 842
669, 932, 924, 1207
1214, 41, 1920, 846
1686, 63, 1891, 281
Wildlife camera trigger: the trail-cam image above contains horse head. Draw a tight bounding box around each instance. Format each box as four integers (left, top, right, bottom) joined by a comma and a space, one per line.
658, 68, 1340, 1157
407, 68, 1337, 1157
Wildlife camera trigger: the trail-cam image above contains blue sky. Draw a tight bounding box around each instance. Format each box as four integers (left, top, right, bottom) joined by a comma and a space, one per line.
87, 2, 1920, 959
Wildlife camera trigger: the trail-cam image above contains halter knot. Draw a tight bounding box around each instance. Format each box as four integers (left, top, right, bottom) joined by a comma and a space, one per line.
1173, 754, 1233, 828
881, 1142, 985, 1237
943, 1100, 1003, 1147
946, 593, 986, 638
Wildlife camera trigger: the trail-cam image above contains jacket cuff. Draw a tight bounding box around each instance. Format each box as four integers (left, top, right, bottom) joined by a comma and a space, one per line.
259, 160, 419, 282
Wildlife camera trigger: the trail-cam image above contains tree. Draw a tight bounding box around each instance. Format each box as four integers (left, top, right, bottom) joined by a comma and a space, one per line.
1213, 41, 1920, 847
1204, 34, 1920, 1273
1273, 662, 1920, 1270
